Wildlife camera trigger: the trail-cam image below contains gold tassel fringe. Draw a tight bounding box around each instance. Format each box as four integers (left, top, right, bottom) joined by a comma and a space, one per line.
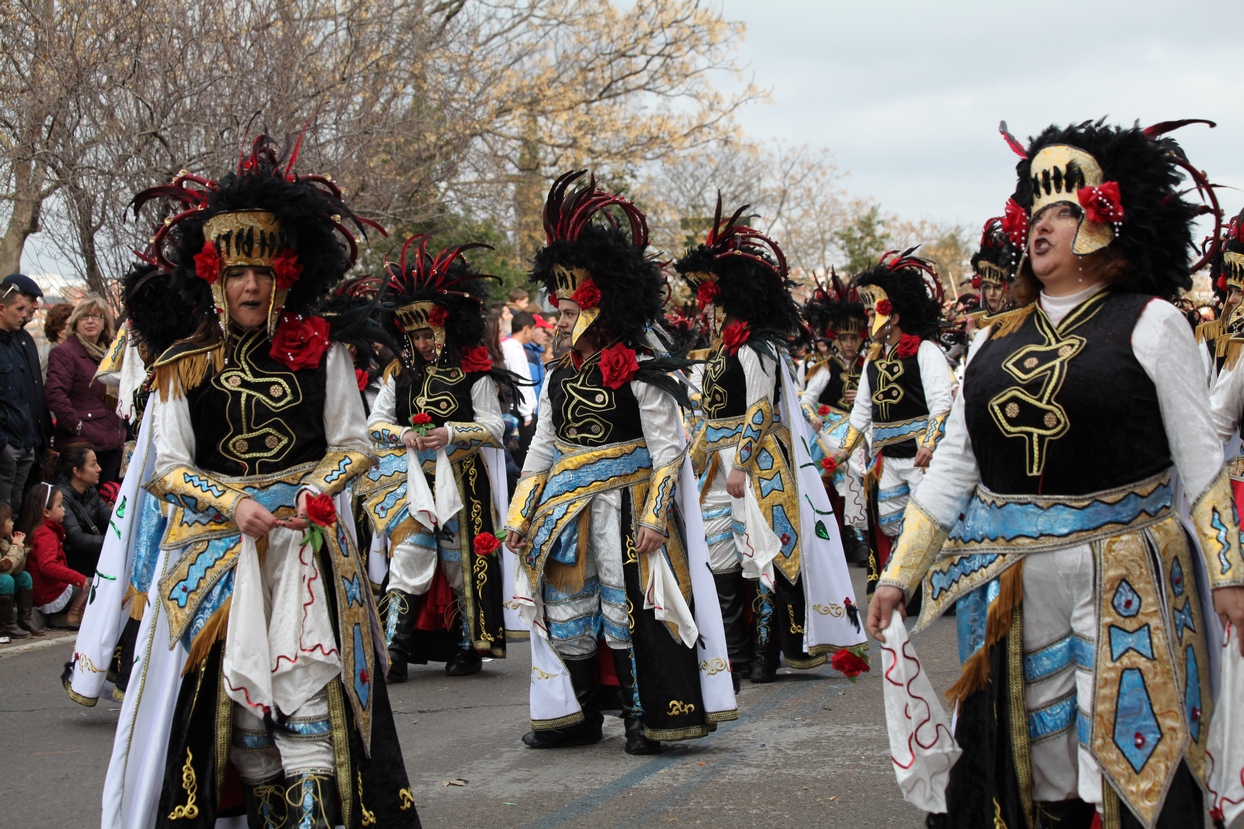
945, 560, 1024, 705
153, 345, 225, 402
182, 596, 232, 675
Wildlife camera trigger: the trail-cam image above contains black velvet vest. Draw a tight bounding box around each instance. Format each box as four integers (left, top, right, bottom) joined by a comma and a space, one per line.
963, 290, 1170, 495
701, 343, 782, 419
867, 346, 928, 458
186, 330, 327, 477
394, 364, 478, 428
547, 354, 643, 446
817, 355, 862, 412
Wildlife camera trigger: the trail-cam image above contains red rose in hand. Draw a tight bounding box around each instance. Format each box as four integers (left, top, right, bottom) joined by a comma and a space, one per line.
831, 647, 870, 680
1077, 181, 1124, 225
354, 368, 369, 391
272, 249, 303, 291
896, 333, 922, 359
598, 342, 639, 389
722, 321, 750, 355
571, 279, 602, 309
270, 314, 330, 371
429, 305, 449, 327
1001, 197, 1029, 249
874, 299, 893, 317
459, 346, 493, 373
473, 533, 501, 557
821, 457, 837, 474
194, 241, 221, 285
817, 404, 830, 416
696, 281, 720, 308
304, 493, 337, 527
411, 412, 433, 436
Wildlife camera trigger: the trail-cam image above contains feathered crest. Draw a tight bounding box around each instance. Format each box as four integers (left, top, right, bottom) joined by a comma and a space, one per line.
879, 247, 945, 305
688, 192, 787, 280
543, 170, 648, 248
384, 231, 498, 302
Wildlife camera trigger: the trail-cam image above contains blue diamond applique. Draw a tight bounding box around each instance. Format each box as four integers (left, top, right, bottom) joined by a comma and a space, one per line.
1170, 557, 1184, 597
1112, 579, 1141, 618
1114, 667, 1161, 773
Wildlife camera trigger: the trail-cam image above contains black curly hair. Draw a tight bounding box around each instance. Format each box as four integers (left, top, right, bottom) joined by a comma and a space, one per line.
119, 261, 198, 360
853, 252, 944, 340
1009, 119, 1207, 299
802, 295, 866, 340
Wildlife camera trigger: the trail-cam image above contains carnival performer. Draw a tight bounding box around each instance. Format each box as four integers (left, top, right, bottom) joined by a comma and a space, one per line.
965, 217, 1019, 334
358, 234, 514, 681
799, 273, 870, 566
505, 171, 737, 755
104, 136, 421, 829
834, 251, 953, 589
676, 197, 866, 686
868, 118, 1244, 828
1197, 215, 1242, 383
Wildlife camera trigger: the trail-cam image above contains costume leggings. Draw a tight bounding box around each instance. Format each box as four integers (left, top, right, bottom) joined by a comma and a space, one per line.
230, 685, 335, 784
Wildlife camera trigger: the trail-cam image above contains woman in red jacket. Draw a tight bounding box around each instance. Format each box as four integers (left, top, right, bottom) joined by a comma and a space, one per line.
44, 295, 125, 484
21, 481, 88, 628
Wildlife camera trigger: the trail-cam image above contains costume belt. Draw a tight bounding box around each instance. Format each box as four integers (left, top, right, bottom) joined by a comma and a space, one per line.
871, 415, 929, 450
702, 416, 746, 454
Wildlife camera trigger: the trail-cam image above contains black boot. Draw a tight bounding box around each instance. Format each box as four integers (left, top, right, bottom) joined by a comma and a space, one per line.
382, 590, 415, 684
845, 527, 870, 567
522, 656, 604, 748
712, 571, 752, 689
283, 771, 339, 829
242, 775, 287, 829
1034, 799, 1097, 829
749, 582, 780, 684
445, 646, 483, 676
611, 647, 661, 755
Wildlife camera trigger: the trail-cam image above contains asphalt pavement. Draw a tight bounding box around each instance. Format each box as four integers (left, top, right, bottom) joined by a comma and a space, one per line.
0, 568, 964, 828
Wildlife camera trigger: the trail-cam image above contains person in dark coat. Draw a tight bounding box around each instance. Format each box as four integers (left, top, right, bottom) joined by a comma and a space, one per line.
0, 276, 38, 510
44, 294, 125, 485
1, 274, 53, 505
54, 442, 111, 576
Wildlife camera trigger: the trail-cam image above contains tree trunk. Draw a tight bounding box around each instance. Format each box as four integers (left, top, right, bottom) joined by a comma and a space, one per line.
0, 157, 46, 276
513, 110, 543, 263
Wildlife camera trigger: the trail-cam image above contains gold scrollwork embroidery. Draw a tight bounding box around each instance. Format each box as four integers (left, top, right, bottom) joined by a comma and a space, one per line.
701, 346, 730, 419
503, 599, 522, 610
214, 333, 299, 473
167, 748, 200, 820
77, 651, 106, 673
700, 657, 728, 676
357, 771, 376, 826
531, 666, 556, 681
668, 699, 697, 716
473, 553, 495, 643
872, 356, 906, 419
812, 603, 845, 617
399, 788, 415, 811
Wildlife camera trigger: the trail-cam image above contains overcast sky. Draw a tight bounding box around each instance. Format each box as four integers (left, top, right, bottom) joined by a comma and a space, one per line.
719, 0, 1244, 237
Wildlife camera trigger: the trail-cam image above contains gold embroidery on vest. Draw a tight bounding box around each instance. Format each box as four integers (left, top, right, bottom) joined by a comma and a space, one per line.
214, 334, 298, 471
872, 355, 906, 419
702, 347, 730, 419
560, 355, 615, 444
668, 699, 697, 716
412, 365, 466, 420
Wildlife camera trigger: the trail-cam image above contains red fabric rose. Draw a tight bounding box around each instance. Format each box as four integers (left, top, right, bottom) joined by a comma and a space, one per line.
598, 342, 639, 389
272, 249, 303, 291
1218, 275, 1228, 291
1001, 197, 1029, 248
896, 333, 922, 359
722, 321, 750, 355
410, 412, 433, 436
1077, 181, 1124, 225
473, 533, 501, 557
194, 241, 221, 285
571, 279, 602, 309
874, 299, 893, 317
821, 457, 837, 474
824, 328, 838, 341
459, 346, 493, 373
696, 280, 721, 308
355, 368, 369, 391
429, 305, 449, 327
971, 275, 982, 290
270, 314, 330, 371
817, 404, 830, 416
831, 647, 870, 679
305, 492, 337, 527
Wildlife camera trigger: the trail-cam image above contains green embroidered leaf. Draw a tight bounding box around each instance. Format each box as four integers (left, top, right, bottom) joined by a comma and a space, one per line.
815, 520, 831, 540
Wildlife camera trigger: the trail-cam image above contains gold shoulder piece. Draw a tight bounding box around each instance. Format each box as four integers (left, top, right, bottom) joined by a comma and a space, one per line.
984, 304, 1036, 340
1196, 318, 1223, 345
865, 342, 883, 362
1225, 338, 1244, 372
150, 340, 226, 401
382, 359, 403, 383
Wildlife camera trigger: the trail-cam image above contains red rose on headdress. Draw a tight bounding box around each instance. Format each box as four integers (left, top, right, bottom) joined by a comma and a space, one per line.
831, 647, 870, 680
473, 533, 501, 557
971, 275, 982, 290
1077, 181, 1124, 226
722, 321, 750, 355
1218, 275, 1228, 291
270, 314, 330, 371
304, 493, 338, 527
821, 457, 837, 474
696, 281, 720, 308
460, 346, 493, 373
1001, 197, 1030, 249
272, 249, 303, 291
874, 299, 893, 317
194, 241, 221, 285
571, 279, 602, 309
429, 305, 449, 327
896, 333, 922, 359
824, 328, 838, 341
817, 404, 830, 416
598, 342, 639, 389
355, 368, 369, 391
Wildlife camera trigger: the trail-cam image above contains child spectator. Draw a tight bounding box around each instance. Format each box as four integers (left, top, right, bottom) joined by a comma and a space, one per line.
22, 481, 88, 629
0, 501, 44, 638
